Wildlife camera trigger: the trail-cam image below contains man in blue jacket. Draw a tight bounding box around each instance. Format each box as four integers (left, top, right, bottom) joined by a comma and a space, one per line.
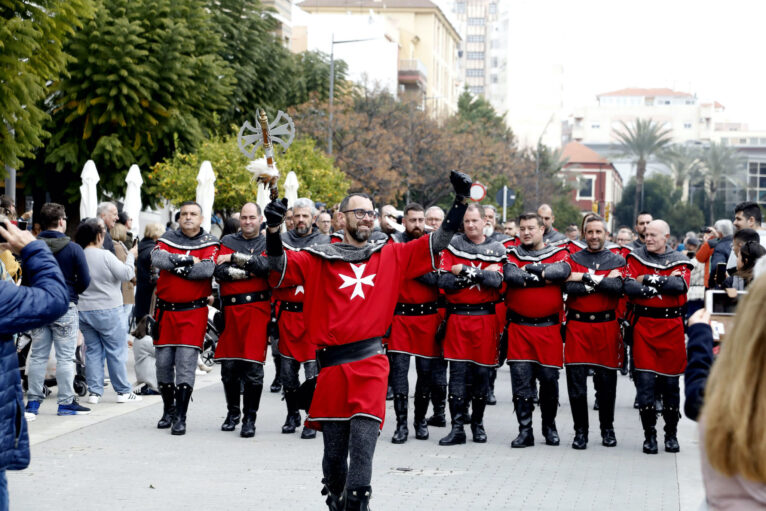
0, 218, 69, 509
25, 203, 91, 416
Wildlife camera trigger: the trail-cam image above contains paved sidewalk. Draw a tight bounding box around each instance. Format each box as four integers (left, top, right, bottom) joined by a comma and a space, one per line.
10, 359, 704, 510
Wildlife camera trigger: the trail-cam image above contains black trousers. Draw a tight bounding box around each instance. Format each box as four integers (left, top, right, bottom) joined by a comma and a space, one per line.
389, 352, 435, 397
566, 364, 617, 430
322, 417, 379, 494
431, 357, 448, 386
448, 361, 490, 399
220, 360, 264, 386
510, 361, 559, 402
280, 357, 317, 391
634, 370, 680, 409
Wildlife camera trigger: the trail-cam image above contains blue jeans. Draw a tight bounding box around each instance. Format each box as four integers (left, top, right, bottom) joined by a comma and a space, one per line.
79, 307, 132, 395
26, 303, 78, 405
121, 304, 134, 335
0, 469, 7, 511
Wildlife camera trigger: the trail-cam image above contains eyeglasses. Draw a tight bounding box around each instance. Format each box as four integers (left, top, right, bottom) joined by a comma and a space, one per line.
342, 209, 378, 219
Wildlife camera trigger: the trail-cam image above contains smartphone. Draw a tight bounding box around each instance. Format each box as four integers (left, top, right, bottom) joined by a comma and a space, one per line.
713, 262, 727, 287
17, 220, 28, 231
705, 289, 746, 315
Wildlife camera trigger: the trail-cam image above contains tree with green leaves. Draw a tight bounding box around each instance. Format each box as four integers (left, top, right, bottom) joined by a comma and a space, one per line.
613, 118, 673, 221
662, 144, 702, 202
700, 142, 745, 223
0, 0, 93, 172
288, 50, 349, 106
452, 89, 514, 145
39, 0, 234, 199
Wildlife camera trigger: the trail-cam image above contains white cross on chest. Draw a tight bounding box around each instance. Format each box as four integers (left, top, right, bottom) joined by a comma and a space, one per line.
338, 263, 376, 300
294, 285, 305, 296
468, 262, 482, 291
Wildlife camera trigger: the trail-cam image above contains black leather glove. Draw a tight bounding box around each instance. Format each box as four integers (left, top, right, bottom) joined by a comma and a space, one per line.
525, 263, 545, 276
264, 198, 288, 228
450, 170, 472, 201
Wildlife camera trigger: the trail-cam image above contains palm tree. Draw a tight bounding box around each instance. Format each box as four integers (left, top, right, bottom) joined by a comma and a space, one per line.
662, 144, 703, 202
614, 118, 673, 220
700, 142, 745, 222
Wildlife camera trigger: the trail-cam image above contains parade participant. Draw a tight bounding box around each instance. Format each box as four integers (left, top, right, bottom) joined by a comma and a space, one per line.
503, 219, 518, 238
504, 212, 571, 448
563, 216, 626, 449
151, 201, 219, 435
265, 171, 472, 510
213, 203, 270, 438
275, 198, 330, 440
436, 204, 505, 445
317, 211, 333, 235
537, 204, 567, 246
388, 203, 442, 444
628, 212, 652, 250
624, 220, 691, 454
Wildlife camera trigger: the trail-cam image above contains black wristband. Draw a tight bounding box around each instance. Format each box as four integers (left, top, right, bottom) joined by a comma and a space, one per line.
266, 229, 283, 258
443, 199, 468, 233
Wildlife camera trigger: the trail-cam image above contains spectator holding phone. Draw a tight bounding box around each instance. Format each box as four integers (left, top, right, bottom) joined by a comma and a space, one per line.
724, 241, 766, 293
0, 217, 69, 509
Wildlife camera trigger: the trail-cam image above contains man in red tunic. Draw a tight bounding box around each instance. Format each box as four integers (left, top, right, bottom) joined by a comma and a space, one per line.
624, 219, 692, 454
504, 212, 571, 448
265, 171, 472, 511
213, 203, 270, 438
274, 198, 330, 440
387, 203, 442, 444
151, 201, 219, 435
436, 204, 505, 446
563, 215, 626, 449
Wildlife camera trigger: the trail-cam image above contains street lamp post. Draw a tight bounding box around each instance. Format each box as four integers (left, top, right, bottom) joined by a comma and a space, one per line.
327, 34, 378, 155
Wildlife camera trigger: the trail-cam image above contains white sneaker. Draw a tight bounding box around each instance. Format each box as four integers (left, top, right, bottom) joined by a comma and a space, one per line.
87, 393, 101, 404
24, 411, 36, 422
116, 392, 142, 403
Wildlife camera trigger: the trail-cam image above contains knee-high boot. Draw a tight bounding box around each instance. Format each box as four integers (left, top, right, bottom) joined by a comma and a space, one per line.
282, 388, 301, 434
391, 394, 409, 444
511, 397, 534, 448
470, 396, 488, 443
221, 379, 241, 432
598, 385, 617, 447
240, 383, 262, 438
413, 391, 430, 440
157, 382, 175, 429
427, 384, 447, 427
662, 406, 680, 453
640, 406, 658, 454
171, 383, 192, 436
539, 391, 560, 446
438, 395, 466, 445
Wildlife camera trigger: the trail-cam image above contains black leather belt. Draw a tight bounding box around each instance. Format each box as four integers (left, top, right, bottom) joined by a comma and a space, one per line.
507, 310, 559, 327
316, 337, 384, 371
566, 309, 616, 323
221, 290, 270, 307
395, 301, 439, 316
446, 302, 495, 316
280, 301, 303, 313
157, 298, 207, 312
629, 304, 683, 319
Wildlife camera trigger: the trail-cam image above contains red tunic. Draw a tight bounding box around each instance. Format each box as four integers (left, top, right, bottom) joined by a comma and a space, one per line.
214, 240, 270, 364
626, 249, 692, 376
504, 246, 569, 368
270, 234, 438, 429
154, 231, 219, 350
439, 238, 505, 367
564, 251, 626, 369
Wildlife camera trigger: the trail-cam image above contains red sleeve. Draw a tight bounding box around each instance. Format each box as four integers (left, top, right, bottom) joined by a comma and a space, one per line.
439, 248, 455, 272
396, 233, 439, 280
269, 250, 312, 288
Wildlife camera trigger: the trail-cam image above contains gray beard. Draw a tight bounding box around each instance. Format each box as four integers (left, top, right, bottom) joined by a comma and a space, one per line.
348, 226, 370, 243
295, 225, 310, 236
483, 225, 494, 237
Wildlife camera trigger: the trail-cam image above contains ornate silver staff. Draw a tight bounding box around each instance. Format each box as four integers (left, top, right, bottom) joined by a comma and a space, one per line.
237, 109, 296, 200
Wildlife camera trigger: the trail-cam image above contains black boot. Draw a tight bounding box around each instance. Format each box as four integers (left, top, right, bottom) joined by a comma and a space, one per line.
663, 406, 681, 453
301, 426, 317, 439
391, 394, 409, 444
240, 383, 262, 438
221, 379, 241, 432
487, 368, 497, 406
270, 355, 282, 393
171, 383, 192, 436
321, 481, 343, 511
540, 393, 560, 446
413, 392, 430, 440
427, 385, 447, 427
386, 385, 394, 401
157, 382, 175, 429
570, 396, 588, 450
511, 397, 534, 448
438, 395, 467, 445
470, 396, 487, 443
640, 406, 658, 454
598, 388, 617, 447
282, 389, 301, 434
344, 486, 372, 511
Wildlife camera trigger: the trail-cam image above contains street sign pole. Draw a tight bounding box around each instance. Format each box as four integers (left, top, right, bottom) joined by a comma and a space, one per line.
502, 185, 507, 222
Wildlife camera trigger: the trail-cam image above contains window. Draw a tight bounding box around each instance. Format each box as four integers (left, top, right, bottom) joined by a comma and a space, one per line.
470, 86, 484, 95
577, 175, 595, 200
490, 74, 498, 83
466, 52, 485, 60
466, 69, 483, 77
591, 123, 600, 129
684, 122, 692, 129
455, 1, 466, 13
489, 3, 497, 14
467, 35, 485, 43
467, 17, 485, 25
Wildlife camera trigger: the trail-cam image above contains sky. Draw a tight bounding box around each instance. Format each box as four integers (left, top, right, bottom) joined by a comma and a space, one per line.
505, 0, 766, 129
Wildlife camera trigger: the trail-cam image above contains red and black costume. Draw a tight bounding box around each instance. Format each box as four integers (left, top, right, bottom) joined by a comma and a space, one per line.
624, 245, 692, 454
274, 228, 330, 438
213, 232, 270, 438
151, 228, 219, 435
387, 229, 442, 444
503, 244, 571, 447
486, 231, 517, 405
563, 247, 626, 449
436, 234, 505, 445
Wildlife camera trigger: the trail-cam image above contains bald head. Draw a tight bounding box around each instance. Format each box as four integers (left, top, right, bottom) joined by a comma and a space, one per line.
645, 220, 670, 254
537, 204, 554, 231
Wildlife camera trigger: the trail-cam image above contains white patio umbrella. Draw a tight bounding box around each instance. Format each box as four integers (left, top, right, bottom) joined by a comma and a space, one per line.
196, 161, 216, 233
124, 164, 143, 238
79, 160, 100, 219
284, 171, 299, 208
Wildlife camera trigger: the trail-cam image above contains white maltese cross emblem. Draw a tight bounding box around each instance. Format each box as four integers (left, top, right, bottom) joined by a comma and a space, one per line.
338, 263, 376, 300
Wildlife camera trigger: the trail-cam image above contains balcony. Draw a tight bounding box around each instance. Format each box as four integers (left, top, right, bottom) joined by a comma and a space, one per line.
398, 59, 427, 93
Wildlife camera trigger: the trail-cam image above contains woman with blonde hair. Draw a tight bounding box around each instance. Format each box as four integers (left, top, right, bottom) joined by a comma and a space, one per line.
695, 275, 766, 508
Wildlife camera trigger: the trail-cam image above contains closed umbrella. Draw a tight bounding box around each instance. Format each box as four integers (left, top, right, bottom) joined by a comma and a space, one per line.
196, 161, 216, 233
284, 171, 299, 208
79, 160, 100, 219
124, 164, 143, 238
